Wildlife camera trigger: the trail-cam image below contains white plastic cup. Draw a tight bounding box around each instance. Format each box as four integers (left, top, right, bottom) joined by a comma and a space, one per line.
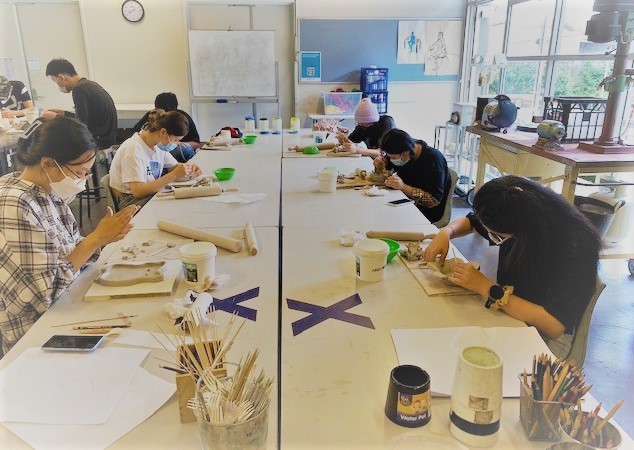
244, 116, 255, 132
179, 242, 217, 287
272, 118, 282, 134
259, 118, 269, 134
317, 167, 337, 193
314, 130, 327, 143
353, 239, 389, 282
290, 116, 300, 133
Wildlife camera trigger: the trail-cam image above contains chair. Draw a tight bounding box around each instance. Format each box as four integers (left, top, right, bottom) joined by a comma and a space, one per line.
433, 168, 459, 228
100, 173, 120, 213
564, 276, 606, 368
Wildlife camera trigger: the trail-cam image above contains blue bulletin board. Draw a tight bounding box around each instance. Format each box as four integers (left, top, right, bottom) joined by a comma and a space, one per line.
299, 19, 462, 83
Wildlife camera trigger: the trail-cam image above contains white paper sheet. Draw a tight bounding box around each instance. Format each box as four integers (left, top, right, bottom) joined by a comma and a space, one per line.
199, 193, 266, 204
391, 326, 553, 398
0, 347, 149, 424
4, 367, 175, 450
113, 329, 193, 351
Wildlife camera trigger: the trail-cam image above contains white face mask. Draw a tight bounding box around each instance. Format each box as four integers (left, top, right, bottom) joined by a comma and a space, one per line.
46, 161, 87, 203
58, 84, 69, 94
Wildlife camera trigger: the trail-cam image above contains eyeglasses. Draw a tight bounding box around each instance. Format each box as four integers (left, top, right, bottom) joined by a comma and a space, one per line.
379, 150, 401, 160
486, 229, 512, 245
63, 164, 90, 180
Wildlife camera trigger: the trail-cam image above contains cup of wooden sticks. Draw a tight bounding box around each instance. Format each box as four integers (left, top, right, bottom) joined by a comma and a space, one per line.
519, 354, 591, 441
559, 401, 623, 449
192, 353, 274, 450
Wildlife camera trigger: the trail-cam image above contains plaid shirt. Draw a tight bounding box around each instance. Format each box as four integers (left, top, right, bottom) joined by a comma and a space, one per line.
0, 173, 99, 353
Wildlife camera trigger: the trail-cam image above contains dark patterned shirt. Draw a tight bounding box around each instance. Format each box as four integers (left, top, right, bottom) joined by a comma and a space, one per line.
0, 174, 99, 353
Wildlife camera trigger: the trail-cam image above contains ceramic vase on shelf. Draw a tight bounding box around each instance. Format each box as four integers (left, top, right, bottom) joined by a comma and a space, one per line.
449, 346, 503, 447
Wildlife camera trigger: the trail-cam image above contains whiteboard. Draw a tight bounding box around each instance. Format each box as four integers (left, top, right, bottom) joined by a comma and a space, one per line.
188, 30, 276, 98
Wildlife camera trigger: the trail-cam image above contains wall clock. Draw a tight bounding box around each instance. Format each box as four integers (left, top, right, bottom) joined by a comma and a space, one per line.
122, 0, 144, 23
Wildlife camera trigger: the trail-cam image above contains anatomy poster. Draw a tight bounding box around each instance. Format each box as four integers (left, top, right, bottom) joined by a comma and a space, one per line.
397, 21, 426, 64
424, 20, 462, 76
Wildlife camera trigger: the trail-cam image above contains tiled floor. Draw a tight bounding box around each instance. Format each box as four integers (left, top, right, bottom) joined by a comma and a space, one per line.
74, 190, 634, 438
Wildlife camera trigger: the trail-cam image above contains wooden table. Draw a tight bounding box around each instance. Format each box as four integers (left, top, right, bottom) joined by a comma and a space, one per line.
467, 126, 634, 203
281, 158, 429, 228
0, 227, 280, 449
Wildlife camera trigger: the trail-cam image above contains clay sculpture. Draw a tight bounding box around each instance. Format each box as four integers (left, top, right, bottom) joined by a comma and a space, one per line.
96, 262, 166, 287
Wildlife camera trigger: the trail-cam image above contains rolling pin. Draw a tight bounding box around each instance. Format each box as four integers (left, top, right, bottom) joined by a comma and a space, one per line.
157, 219, 243, 253
244, 222, 258, 256
175, 185, 239, 199
365, 230, 432, 241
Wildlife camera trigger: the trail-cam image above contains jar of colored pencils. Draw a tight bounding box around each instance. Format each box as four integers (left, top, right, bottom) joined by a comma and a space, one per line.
559, 408, 622, 449
519, 374, 574, 441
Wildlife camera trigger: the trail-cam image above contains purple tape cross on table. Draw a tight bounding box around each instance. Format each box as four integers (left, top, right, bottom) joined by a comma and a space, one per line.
286, 293, 375, 336
211, 287, 260, 321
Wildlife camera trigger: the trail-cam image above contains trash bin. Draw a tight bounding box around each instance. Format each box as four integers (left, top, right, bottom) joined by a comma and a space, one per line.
574, 196, 624, 237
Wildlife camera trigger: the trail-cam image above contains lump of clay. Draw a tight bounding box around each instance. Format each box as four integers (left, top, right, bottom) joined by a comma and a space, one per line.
425, 258, 480, 285
96, 262, 165, 287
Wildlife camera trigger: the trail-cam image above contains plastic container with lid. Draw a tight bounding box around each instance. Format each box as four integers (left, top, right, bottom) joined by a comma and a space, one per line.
259, 118, 269, 134
179, 242, 217, 287
353, 239, 389, 282
244, 116, 255, 132
272, 118, 282, 134
317, 167, 337, 193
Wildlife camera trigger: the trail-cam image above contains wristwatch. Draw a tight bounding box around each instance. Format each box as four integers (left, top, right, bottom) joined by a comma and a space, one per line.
485, 284, 505, 309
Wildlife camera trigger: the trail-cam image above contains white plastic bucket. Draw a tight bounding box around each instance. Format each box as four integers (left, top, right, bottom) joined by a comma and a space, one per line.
179, 242, 217, 287
272, 118, 283, 134
259, 118, 269, 134
317, 167, 337, 193
290, 117, 300, 133
353, 239, 389, 282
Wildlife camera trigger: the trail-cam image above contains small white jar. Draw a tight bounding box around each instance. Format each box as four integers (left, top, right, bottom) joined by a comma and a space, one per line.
272, 117, 283, 134
259, 118, 269, 134
244, 116, 255, 132
317, 167, 337, 193
289, 116, 300, 133
179, 242, 217, 287
353, 239, 389, 282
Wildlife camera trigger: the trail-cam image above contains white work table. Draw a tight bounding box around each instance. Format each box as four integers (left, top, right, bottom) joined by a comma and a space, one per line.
282, 157, 430, 228
280, 225, 632, 449
132, 151, 281, 229
0, 227, 280, 450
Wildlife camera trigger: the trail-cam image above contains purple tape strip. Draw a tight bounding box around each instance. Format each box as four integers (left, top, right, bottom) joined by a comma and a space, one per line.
211, 287, 260, 321
286, 293, 375, 336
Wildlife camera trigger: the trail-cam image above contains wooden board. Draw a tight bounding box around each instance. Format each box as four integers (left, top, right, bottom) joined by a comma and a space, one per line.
400, 256, 479, 296
84, 260, 182, 301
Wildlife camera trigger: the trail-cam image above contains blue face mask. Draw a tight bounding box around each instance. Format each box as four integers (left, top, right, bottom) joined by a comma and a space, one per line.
390, 159, 407, 167
158, 142, 178, 152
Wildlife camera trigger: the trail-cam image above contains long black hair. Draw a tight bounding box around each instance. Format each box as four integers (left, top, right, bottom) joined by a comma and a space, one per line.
16, 117, 97, 167
473, 175, 601, 283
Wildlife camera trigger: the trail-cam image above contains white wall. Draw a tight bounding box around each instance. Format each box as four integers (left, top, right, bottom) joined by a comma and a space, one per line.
0, 3, 28, 83
295, 0, 467, 141
3, 0, 467, 143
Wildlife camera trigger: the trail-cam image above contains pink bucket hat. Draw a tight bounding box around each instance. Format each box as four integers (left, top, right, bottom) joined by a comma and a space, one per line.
354, 98, 379, 124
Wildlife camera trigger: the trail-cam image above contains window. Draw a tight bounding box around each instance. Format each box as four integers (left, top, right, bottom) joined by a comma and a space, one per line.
464, 0, 618, 124
507, 0, 556, 56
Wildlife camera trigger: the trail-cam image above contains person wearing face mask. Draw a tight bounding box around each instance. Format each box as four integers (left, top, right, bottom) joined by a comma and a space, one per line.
108, 110, 202, 208
375, 128, 450, 223
336, 98, 395, 157
41, 59, 117, 151
423, 176, 601, 357
0, 75, 35, 119
133, 93, 201, 162
0, 117, 138, 353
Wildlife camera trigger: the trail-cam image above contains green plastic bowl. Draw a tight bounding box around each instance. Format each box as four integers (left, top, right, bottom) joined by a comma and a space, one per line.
379, 238, 401, 262
214, 167, 235, 181
242, 135, 257, 144
303, 146, 320, 155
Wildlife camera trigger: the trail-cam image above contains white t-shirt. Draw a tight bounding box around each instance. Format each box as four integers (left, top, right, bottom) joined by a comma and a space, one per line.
109, 133, 178, 194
